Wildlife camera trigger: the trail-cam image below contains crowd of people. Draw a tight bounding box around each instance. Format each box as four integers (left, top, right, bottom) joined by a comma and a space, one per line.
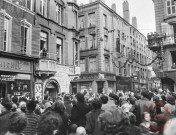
0, 88, 176, 135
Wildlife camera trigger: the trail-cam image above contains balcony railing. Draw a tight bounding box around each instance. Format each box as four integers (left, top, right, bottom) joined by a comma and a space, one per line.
40, 52, 58, 60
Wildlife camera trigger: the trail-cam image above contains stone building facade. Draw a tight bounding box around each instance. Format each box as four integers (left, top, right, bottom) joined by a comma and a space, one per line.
150, 0, 176, 91
75, 0, 153, 93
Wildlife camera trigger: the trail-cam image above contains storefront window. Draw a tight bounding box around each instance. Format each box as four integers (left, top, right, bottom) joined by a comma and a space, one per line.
80, 82, 92, 93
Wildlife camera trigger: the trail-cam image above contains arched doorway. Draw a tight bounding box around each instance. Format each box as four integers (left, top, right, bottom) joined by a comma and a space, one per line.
161, 78, 175, 92
44, 79, 60, 99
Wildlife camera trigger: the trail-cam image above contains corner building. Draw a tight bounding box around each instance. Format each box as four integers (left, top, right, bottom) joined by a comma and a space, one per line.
150, 0, 176, 91
75, 0, 153, 93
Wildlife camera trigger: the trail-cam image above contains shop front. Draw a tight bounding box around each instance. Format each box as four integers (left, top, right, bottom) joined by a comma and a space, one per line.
116, 76, 132, 92
0, 57, 33, 98
71, 73, 116, 94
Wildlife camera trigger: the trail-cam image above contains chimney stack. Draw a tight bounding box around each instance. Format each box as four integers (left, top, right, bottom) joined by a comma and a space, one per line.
123, 0, 130, 23
111, 3, 116, 12
132, 17, 138, 29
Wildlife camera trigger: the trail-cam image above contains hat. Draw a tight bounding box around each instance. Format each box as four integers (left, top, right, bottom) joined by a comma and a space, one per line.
63, 94, 71, 101
1, 100, 12, 111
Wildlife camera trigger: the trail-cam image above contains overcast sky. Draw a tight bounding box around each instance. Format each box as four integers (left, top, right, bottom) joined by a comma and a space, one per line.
77, 0, 156, 37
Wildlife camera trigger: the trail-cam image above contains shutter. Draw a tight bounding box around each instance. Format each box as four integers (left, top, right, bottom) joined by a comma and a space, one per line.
0, 12, 4, 51
32, 25, 41, 58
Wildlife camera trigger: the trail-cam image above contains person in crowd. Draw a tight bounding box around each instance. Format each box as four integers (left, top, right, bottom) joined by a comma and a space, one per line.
163, 118, 176, 135
100, 95, 109, 111
98, 105, 130, 135
23, 100, 40, 135
71, 92, 91, 127
5, 112, 27, 135
128, 114, 142, 135
63, 94, 73, 117
133, 90, 156, 125
76, 127, 87, 135
162, 95, 175, 114
85, 97, 104, 135
37, 111, 62, 135
0, 98, 12, 134
52, 100, 69, 135
11, 96, 18, 112
68, 124, 78, 135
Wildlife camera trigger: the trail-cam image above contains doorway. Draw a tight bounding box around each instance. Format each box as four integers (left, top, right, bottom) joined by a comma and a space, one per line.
97, 81, 104, 93
0, 83, 6, 99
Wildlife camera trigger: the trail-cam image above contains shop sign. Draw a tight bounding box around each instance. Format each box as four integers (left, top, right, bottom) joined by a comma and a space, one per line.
15, 74, 30, 80
0, 58, 31, 73
81, 74, 99, 80
0, 75, 15, 81
105, 74, 115, 80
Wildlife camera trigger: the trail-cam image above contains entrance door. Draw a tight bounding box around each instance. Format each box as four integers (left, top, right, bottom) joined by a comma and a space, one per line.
0, 83, 6, 99
97, 81, 104, 93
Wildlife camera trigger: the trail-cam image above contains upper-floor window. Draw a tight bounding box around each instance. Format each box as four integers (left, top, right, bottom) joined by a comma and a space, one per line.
166, 0, 176, 15
103, 14, 107, 28
80, 58, 86, 72
105, 57, 110, 72
104, 35, 108, 50
78, 15, 85, 29
88, 12, 95, 27
56, 4, 62, 25
89, 57, 97, 72
13, 0, 33, 10
88, 35, 96, 49
74, 42, 79, 66
0, 11, 12, 52
74, 11, 78, 29
56, 38, 63, 64
40, 31, 48, 57
40, 0, 47, 17
80, 37, 86, 50
21, 20, 32, 55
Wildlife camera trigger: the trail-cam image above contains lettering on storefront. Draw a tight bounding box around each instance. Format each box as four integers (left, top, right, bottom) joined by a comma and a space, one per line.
0, 75, 15, 81
0, 58, 31, 73
81, 74, 99, 80
105, 75, 115, 80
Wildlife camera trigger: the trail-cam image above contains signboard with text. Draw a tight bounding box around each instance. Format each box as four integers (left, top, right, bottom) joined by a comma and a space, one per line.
0, 58, 32, 73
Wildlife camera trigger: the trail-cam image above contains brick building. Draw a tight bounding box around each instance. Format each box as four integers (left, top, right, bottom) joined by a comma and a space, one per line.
149, 0, 176, 91
0, 0, 37, 98
0, 0, 80, 99
74, 0, 153, 93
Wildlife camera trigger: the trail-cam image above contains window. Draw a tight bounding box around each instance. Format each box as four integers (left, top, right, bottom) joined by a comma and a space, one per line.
56, 4, 62, 25
40, 0, 47, 17
105, 57, 110, 72
104, 36, 108, 50
21, 20, 32, 55
166, 0, 176, 15
40, 32, 48, 57
88, 35, 95, 49
0, 11, 12, 52
80, 58, 85, 72
89, 57, 96, 72
88, 12, 95, 27
79, 15, 85, 29
74, 11, 78, 29
56, 38, 63, 64
13, 0, 33, 10
103, 14, 107, 28
80, 37, 86, 50
74, 42, 79, 66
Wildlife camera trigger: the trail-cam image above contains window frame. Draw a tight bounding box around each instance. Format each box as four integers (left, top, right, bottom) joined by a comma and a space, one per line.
80, 58, 86, 72
56, 37, 63, 64
56, 4, 63, 25
40, 0, 47, 17
89, 57, 97, 72
103, 14, 107, 28
0, 10, 12, 52
166, 0, 176, 15
88, 12, 96, 27
21, 19, 32, 55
